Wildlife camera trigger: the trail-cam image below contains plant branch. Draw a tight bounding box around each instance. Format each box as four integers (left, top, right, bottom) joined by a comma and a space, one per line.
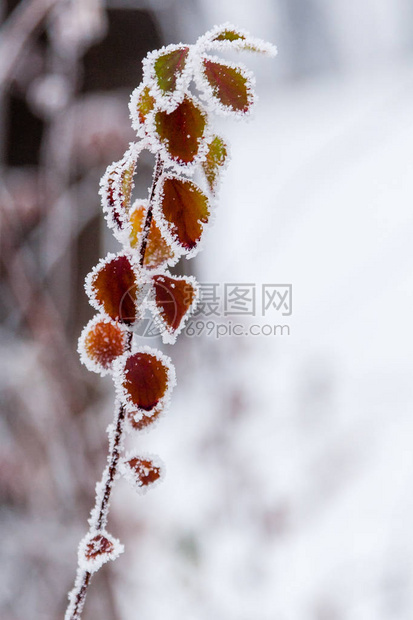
66, 154, 165, 620
139, 153, 164, 267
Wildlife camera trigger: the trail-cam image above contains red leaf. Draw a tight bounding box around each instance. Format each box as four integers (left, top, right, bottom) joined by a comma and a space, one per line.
119, 350, 174, 414
85, 534, 114, 561
156, 175, 209, 252
153, 95, 207, 166
201, 57, 253, 114
151, 274, 197, 340
153, 46, 190, 94
127, 407, 162, 432
121, 455, 163, 491
87, 254, 142, 325
79, 530, 124, 573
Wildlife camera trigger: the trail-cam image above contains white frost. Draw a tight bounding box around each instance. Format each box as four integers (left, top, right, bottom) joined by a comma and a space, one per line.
119, 451, 165, 495
77, 529, 124, 574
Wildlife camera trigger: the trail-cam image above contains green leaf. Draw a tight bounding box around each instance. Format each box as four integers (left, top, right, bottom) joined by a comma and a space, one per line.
200, 24, 277, 56
154, 46, 190, 93
136, 86, 155, 124
202, 135, 228, 194
212, 28, 246, 43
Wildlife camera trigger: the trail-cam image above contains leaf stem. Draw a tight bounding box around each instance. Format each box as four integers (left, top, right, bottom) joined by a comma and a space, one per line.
139, 153, 164, 267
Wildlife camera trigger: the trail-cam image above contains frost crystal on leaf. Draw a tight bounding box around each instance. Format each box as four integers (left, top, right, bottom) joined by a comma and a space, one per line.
120, 453, 165, 494
78, 315, 127, 376
196, 23, 277, 57
85, 252, 149, 325
148, 94, 210, 170
202, 134, 229, 194
99, 142, 146, 242
195, 54, 255, 117
147, 273, 199, 344
128, 199, 178, 269
153, 174, 210, 256
113, 346, 176, 417
78, 531, 124, 574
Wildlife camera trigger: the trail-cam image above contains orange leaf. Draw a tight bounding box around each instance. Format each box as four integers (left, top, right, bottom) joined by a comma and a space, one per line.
129, 200, 176, 269
79, 316, 126, 375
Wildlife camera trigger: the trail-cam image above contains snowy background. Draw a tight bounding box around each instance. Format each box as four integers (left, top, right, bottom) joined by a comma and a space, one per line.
1, 1, 413, 619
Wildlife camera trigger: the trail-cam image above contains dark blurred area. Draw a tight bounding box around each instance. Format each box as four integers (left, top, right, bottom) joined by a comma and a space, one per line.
0, 2, 164, 617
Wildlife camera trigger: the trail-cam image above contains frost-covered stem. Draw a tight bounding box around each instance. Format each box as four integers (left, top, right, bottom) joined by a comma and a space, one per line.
139, 154, 163, 267
67, 571, 91, 620
66, 331, 133, 620
67, 152, 164, 620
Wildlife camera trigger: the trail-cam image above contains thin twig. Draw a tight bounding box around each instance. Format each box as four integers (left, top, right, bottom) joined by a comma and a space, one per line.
66, 156, 165, 620
139, 154, 164, 267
